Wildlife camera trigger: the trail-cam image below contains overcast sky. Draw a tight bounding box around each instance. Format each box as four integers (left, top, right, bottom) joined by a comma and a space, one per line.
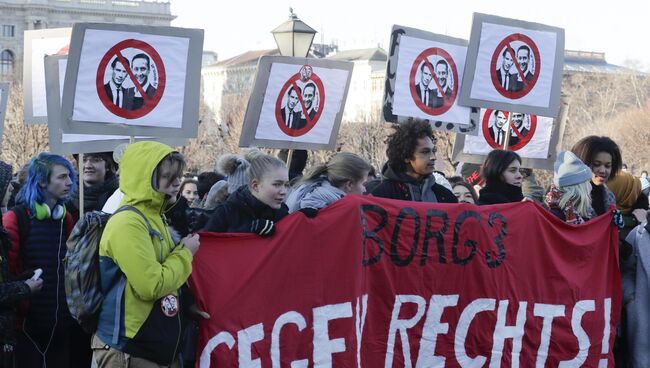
170, 0, 650, 69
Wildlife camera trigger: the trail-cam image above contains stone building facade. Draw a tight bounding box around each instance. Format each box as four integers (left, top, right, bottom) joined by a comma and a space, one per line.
0, 0, 174, 80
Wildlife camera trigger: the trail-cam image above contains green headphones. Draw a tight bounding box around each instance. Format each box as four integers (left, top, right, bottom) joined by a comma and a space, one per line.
34, 202, 66, 220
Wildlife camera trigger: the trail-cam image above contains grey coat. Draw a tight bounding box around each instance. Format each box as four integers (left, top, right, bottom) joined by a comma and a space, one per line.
286, 177, 346, 213
622, 223, 650, 366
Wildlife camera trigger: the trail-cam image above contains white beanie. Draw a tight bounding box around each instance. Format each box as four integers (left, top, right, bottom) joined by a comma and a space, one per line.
553, 151, 592, 187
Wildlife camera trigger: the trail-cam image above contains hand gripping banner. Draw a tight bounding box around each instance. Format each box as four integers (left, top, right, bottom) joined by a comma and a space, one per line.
191, 196, 620, 367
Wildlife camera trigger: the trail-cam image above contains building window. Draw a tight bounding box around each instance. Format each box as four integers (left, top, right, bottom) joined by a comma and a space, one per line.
1, 50, 14, 75
2, 25, 14, 37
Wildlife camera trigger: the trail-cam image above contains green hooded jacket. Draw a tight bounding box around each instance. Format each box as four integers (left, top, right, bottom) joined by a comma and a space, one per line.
96, 141, 193, 364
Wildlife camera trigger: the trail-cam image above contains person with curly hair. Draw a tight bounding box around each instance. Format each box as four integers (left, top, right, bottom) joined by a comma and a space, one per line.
570, 136, 620, 216
368, 121, 457, 203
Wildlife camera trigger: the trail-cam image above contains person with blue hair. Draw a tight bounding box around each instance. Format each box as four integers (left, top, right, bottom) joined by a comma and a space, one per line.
2, 153, 90, 367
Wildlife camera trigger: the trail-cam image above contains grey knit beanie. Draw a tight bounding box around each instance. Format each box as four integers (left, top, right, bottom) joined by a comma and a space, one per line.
553, 151, 592, 187
216, 154, 250, 194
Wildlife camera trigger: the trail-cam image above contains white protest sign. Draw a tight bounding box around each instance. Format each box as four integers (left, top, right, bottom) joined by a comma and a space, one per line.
239, 56, 353, 150
460, 13, 564, 118
452, 99, 568, 170
464, 109, 553, 159
23, 28, 71, 124
395, 37, 466, 117
61, 23, 203, 138
45, 55, 186, 154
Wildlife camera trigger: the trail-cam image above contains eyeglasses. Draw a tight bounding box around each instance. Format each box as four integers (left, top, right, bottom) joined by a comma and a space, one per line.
83, 157, 105, 164
415, 147, 438, 157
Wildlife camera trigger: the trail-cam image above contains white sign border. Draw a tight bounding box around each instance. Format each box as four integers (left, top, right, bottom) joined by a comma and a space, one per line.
239, 56, 354, 150
46, 54, 186, 154
23, 27, 71, 124
459, 13, 565, 118
383, 24, 479, 135
452, 99, 569, 170
0, 82, 8, 148
60, 23, 203, 138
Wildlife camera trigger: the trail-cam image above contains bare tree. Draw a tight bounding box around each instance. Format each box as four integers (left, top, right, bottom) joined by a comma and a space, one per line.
1, 80, 49, 170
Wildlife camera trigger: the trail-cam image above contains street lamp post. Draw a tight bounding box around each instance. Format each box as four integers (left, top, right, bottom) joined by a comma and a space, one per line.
271, 8, 317, 58
271, 9, 316, 168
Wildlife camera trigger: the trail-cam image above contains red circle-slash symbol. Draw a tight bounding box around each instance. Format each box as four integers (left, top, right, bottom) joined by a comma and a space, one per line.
274, 65, 325, 137
409, 47, 459, 116
482, 109, 537, 151
490, 33, 540, 99
96, 39, 166, 119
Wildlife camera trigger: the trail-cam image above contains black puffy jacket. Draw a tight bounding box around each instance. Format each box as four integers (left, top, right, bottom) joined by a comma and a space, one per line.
202, 186, 288, 233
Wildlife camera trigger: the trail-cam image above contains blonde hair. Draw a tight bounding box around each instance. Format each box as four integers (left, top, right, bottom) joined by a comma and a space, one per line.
559, 180, 592, 218
245, 148, 287, 183
301, 152, 371, 189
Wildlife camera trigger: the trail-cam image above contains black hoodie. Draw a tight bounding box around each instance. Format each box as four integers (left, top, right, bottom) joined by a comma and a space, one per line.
369, 164, 457, 203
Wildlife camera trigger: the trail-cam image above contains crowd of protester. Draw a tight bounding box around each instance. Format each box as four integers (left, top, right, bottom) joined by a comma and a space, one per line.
0, 120, 648, 367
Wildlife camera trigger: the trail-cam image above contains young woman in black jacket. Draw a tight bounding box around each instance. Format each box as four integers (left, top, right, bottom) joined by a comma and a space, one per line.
477, 150, 527, 205
202, 150, 289, 236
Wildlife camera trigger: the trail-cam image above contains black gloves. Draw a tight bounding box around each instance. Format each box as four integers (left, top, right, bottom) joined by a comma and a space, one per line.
298, 207, 319, 218
186, 207, 213, 234
250, 219, 275, 237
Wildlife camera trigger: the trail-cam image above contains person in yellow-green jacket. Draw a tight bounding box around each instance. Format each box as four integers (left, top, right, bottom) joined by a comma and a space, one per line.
91, 141, 200, 367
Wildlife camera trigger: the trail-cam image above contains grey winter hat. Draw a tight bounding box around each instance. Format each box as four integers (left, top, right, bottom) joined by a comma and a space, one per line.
216, 154, 250, 194
553, 151, 592, 187
205, 180, 228, 208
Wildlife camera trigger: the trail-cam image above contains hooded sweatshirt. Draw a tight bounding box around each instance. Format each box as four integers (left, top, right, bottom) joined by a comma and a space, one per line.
369, 164, 457, 203
96, 141, 193, 365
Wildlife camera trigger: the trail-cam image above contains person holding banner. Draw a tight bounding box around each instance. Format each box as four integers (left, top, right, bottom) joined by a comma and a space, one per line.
571, 136, 620, 216
92, 142, 199, 367
477, 149, 527, 205
369, 120, 457, 203
448, 176, 478, 204
286, 152, 372, 214
203, 150, 289, 236
544, 151, 594, 224
607, 172, 649, 239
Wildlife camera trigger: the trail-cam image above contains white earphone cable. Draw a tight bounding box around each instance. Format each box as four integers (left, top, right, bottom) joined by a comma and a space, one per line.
22, 216, 64, 368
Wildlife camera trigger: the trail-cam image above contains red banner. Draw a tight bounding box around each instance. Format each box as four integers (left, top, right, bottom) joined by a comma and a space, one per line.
190, 195, 620, 367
